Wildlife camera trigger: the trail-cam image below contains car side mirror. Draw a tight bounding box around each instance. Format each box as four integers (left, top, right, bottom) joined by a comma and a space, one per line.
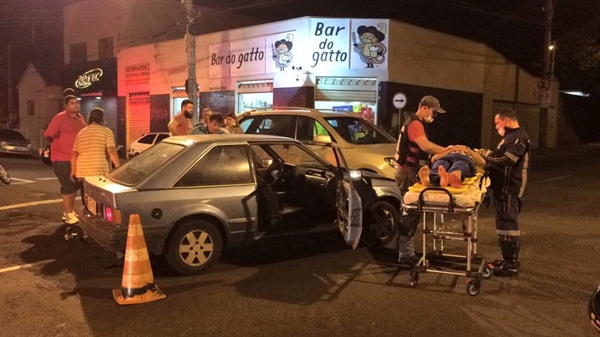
313, 134, 332, 144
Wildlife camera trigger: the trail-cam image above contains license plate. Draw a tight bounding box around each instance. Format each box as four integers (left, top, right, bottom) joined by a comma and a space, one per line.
87, 196, 97, 215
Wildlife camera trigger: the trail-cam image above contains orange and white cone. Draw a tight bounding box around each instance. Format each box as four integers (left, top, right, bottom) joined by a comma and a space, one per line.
113, 214, 166, 305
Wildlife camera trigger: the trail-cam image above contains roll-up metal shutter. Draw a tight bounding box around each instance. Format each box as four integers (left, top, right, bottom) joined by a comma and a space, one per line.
127, 91, 150, 152
315, 77, 377, 103
100, 97, 118, 138
79, 97, 118, 138
238, 80, 273, 93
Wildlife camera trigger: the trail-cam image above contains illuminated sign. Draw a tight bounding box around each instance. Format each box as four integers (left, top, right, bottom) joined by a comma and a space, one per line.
75, 68, 104, 89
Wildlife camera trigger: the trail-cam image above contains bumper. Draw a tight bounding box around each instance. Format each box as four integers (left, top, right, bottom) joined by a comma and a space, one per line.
0, 146, 32, 156
79, 206, 168, 254
79, 206, 128, 252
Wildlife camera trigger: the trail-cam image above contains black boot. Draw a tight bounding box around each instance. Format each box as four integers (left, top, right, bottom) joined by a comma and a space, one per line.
490, 236, 520, 277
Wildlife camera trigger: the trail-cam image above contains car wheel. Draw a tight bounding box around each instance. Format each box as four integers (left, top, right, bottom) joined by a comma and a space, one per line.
165, 219, 223, 275
365, 201, 399, 246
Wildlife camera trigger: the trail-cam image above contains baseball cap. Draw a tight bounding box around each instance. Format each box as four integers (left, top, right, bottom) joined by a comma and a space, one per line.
420, 95, 446, 113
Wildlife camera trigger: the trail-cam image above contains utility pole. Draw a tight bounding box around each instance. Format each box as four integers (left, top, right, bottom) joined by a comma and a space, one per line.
183, 0, 199, 123
538, 0, 553, 155
7, 46, 13, 129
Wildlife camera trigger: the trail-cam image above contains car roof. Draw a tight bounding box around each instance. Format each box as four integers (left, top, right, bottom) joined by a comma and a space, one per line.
165, 134, 301, 145
239, 108, 361, 119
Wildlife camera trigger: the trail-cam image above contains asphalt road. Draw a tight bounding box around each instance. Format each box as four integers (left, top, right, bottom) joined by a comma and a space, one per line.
0, 152, 599, 337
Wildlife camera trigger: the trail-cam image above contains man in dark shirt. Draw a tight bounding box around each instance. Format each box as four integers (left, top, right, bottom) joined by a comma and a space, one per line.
480, 108, 530, 277
191, 114, 226, 135
393, 95, 447, 264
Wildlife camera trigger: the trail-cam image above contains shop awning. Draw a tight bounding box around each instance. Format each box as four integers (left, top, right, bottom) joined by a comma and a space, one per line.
315, 77, 377, 103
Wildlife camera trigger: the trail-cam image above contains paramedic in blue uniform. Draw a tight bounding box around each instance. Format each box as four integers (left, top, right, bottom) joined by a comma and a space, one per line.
394, 95, 446, 264
480, 108, 530, 277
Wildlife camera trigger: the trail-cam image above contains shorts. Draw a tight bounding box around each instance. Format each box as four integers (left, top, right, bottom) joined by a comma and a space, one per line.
53, 161, 80, 195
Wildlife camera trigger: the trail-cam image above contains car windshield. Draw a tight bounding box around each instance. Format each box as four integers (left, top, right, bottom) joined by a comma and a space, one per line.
324, 117, 395, 144
108, 142, 184, 186
0, 129, 27, 141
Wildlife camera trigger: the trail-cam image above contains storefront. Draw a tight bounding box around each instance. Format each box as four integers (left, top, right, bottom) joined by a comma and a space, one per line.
117, 16, 558, 150
62, 58, 118, 137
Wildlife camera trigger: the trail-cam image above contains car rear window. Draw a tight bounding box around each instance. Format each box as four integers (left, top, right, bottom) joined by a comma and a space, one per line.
0, 129, 27, 141
108, 142, 184, 186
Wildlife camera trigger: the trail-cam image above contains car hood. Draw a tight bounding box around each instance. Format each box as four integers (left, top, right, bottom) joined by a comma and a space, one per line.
360, 169, 395, 182
357, 170, 402, 201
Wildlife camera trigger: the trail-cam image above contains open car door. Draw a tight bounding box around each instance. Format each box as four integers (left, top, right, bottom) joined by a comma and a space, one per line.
331, 143, 363, 249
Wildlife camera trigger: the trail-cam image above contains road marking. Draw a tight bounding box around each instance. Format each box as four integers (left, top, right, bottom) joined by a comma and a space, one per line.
36, 177, 58, 181
530, 174, 572, 185
9, 177, 35, 183
0, 197, 80, 211
0, 260, 55, 274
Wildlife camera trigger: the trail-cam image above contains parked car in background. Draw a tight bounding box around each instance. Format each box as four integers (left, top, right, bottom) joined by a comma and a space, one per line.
0, 129, 33, 157
238, 108, 398, 179
79, 134, 401, 275
128, 132, 170, 157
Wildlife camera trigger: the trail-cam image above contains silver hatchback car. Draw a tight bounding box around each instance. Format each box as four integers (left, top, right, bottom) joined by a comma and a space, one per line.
79, 134, 401, 275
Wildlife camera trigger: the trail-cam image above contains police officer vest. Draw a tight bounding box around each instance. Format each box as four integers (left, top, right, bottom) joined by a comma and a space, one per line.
394, 115, 429, 170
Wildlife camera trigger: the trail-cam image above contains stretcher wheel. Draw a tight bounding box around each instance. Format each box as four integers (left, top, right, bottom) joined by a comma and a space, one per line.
409, 270, 419, 288
482, 265, 493, 279
466, 279, 481, 296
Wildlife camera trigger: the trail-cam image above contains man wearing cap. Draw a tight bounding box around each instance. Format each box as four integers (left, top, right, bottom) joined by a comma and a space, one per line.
393, 95, 447, 264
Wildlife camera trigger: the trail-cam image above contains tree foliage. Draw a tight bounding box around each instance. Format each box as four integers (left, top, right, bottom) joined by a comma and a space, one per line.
555, 25, 600, 95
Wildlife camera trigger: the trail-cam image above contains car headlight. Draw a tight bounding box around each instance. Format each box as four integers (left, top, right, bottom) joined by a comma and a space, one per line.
384, 157, 398, 169
349, 169, 362, 180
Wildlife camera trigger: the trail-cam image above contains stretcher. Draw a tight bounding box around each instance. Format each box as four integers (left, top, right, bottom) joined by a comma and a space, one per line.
401, 172, 492, 296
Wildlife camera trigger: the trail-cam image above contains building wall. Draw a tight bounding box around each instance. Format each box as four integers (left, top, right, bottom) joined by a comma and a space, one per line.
64, 0, 186, 64
481, 47, 559, 149
116, 16, 561, 149
387, 20, 486, 93
17, 64, 62, 152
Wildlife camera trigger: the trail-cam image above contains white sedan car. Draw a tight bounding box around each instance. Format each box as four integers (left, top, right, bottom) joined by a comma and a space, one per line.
128, 132, 170, 157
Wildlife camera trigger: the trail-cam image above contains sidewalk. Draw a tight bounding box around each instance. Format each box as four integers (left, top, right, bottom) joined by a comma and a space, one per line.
530, 142, 600, 164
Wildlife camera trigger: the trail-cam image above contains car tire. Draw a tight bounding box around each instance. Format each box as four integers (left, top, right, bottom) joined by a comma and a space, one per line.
364, 201, 399, 246
165, 219, 223, 275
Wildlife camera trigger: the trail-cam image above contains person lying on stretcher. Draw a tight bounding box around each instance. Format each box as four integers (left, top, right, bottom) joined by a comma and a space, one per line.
418, 145, 486, 188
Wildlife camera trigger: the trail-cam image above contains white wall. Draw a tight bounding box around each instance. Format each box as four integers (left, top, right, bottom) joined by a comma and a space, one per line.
17, 64, 62, 152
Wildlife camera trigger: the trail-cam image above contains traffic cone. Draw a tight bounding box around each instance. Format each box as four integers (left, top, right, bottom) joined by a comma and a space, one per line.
113, 214, 166, 305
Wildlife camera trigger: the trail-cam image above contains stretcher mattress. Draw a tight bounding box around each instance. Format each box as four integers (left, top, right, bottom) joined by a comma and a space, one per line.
404, 173, 489, 208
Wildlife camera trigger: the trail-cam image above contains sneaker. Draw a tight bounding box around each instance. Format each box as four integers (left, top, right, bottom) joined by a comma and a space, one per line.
489, 260, 519, 277
62, 213, 67, 222
64, 212, 79, 225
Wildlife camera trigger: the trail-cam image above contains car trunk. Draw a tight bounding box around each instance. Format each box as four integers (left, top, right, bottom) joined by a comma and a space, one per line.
83, 176, 134, 225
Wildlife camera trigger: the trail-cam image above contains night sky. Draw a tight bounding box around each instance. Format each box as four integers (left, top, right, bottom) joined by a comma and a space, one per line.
0, 0, 598, 116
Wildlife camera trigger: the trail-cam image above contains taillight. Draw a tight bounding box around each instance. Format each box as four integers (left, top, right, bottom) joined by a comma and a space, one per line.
105, 207, 123, 225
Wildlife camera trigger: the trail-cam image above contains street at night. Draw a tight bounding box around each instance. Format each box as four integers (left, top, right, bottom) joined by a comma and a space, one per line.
1, 147, 599, 336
